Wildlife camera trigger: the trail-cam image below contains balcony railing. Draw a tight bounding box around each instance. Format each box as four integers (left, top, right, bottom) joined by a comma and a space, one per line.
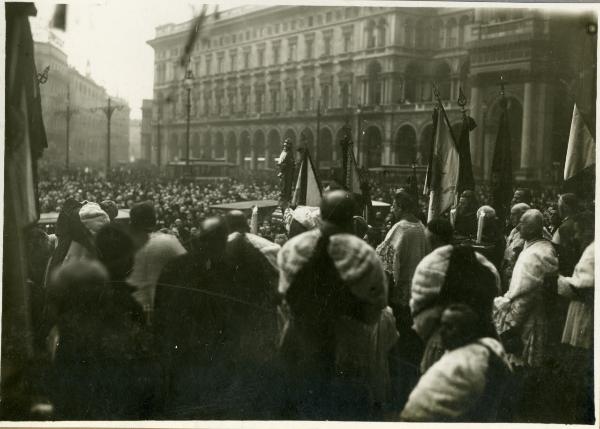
467, 18, 545, 44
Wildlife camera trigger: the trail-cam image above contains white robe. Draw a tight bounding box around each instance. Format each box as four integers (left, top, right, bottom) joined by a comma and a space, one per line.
401, 338, 511, 421
493, 239, 558, 367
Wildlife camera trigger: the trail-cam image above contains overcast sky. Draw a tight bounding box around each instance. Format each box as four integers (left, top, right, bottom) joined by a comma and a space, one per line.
31, 0, 239, 119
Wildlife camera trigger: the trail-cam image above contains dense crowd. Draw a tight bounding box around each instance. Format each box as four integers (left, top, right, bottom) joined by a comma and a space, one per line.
22, 167, 594, 422
38, 168, 573, 246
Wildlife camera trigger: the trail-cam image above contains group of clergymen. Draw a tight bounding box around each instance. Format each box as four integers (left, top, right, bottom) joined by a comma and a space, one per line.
37, 184, 593, 422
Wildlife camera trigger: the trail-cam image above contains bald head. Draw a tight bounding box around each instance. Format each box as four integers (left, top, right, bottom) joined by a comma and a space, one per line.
195, 216, 229, 259
320, 189, 358, 231
510, 203, 531, 227
520, 209, 544, 241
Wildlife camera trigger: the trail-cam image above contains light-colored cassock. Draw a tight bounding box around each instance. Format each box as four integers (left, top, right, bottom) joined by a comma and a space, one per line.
502, 227, 524, 290
376, 219, 429, 307
559, 242, 594, 349
493, 239, 558, 367
229, 232, 280, 271
128, 232, 187, 313
400, 338, 511, 421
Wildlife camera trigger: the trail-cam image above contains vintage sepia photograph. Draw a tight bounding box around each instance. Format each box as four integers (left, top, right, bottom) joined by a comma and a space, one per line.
2, 0, 597, 424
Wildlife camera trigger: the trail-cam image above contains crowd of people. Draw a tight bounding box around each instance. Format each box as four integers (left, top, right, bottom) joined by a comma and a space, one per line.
22, 166, 594, 422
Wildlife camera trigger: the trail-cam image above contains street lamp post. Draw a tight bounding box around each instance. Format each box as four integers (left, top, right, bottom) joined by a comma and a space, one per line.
94, 97, 124, 174
184, 68, 194, 172
356, 104, 363, 168
56, 85, 78, 170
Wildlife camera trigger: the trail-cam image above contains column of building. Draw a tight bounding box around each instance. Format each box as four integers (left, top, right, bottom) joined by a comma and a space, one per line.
520, 80, 534, 174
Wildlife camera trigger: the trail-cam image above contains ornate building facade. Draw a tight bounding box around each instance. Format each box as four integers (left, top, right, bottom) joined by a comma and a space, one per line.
34, 33, 131, 168
147, 5, 592, 182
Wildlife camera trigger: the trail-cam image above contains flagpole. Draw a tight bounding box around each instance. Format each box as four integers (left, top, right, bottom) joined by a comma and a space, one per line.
432, 83, 458, 147
316, 100, 321, 172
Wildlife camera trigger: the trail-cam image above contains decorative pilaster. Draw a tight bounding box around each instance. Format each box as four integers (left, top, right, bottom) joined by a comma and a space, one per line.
520, 81, 534, 169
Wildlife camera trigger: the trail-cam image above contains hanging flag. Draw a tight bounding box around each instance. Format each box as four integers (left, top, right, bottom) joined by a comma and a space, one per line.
345, 142, 362, 196
456, 112, 476, 196
423, 107, 439, 195
564, 103, 595, 181
50, 4, 67, 30
427, 104, 460, 222
490, 99, 513, 223
292, 147, 323, 207
340, 130, 372, 218
179, 4, 209, 67
563, 15, 596, 192
250, 205, 259, 234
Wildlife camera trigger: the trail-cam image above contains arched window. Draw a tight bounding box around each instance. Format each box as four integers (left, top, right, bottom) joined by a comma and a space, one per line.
240, 131, 251, 169
318, 128, 334, 167
365, 20, 376, 49
405, 61, 423, 103
253, 130, 266, 170
226, 132, 237, 164
433, 19, 443, 49
419, 124, 434, 165
446, 18, 457, 48
415, 19, 425, 48
283, 129, 296, 147
394, 126, 417, 164
170, 134, 178, 161
404, 19, 414, 48
192, 132, 201, 158
364, 126, 382, 168
322, 85, 331, 109
376, 18, 386, 47
340, 82, 350, 108
433, 61, 452, 100
268, 129, 280, 168
367, 61, 382, 106
458, 15, 470, 46
201, 132, 211, 160
214, 132, 225, 159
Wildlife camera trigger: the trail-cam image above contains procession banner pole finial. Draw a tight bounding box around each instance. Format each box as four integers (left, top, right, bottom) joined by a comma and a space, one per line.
499, 75, 508, 111
458, 86, 467, 116
432, 81, 441, 103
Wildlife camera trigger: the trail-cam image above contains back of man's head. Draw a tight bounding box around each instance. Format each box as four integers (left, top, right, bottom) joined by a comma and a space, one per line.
196, 217, 229, 258
514, 188, 532, 205
511, 202, 531, 217
426, 218, 453, 247
95, 223, 135, 280
100, 200, 119, 222
559, 193, 579, 216
394, 189, 417, 215
520, 209, 544, 241
225, 210, 249, 233
130, 201, 156, 233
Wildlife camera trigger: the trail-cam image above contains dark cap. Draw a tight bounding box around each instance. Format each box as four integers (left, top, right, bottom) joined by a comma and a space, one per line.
130, 201, 156, 232
225, 210, 249, 233
320, 189, 357, 226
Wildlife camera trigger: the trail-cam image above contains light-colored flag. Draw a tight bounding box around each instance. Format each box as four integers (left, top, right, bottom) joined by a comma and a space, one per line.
427, 108, 460, 222
292, 148, 322, 207
250, 205, 259, 234
564, 103, 595, 181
